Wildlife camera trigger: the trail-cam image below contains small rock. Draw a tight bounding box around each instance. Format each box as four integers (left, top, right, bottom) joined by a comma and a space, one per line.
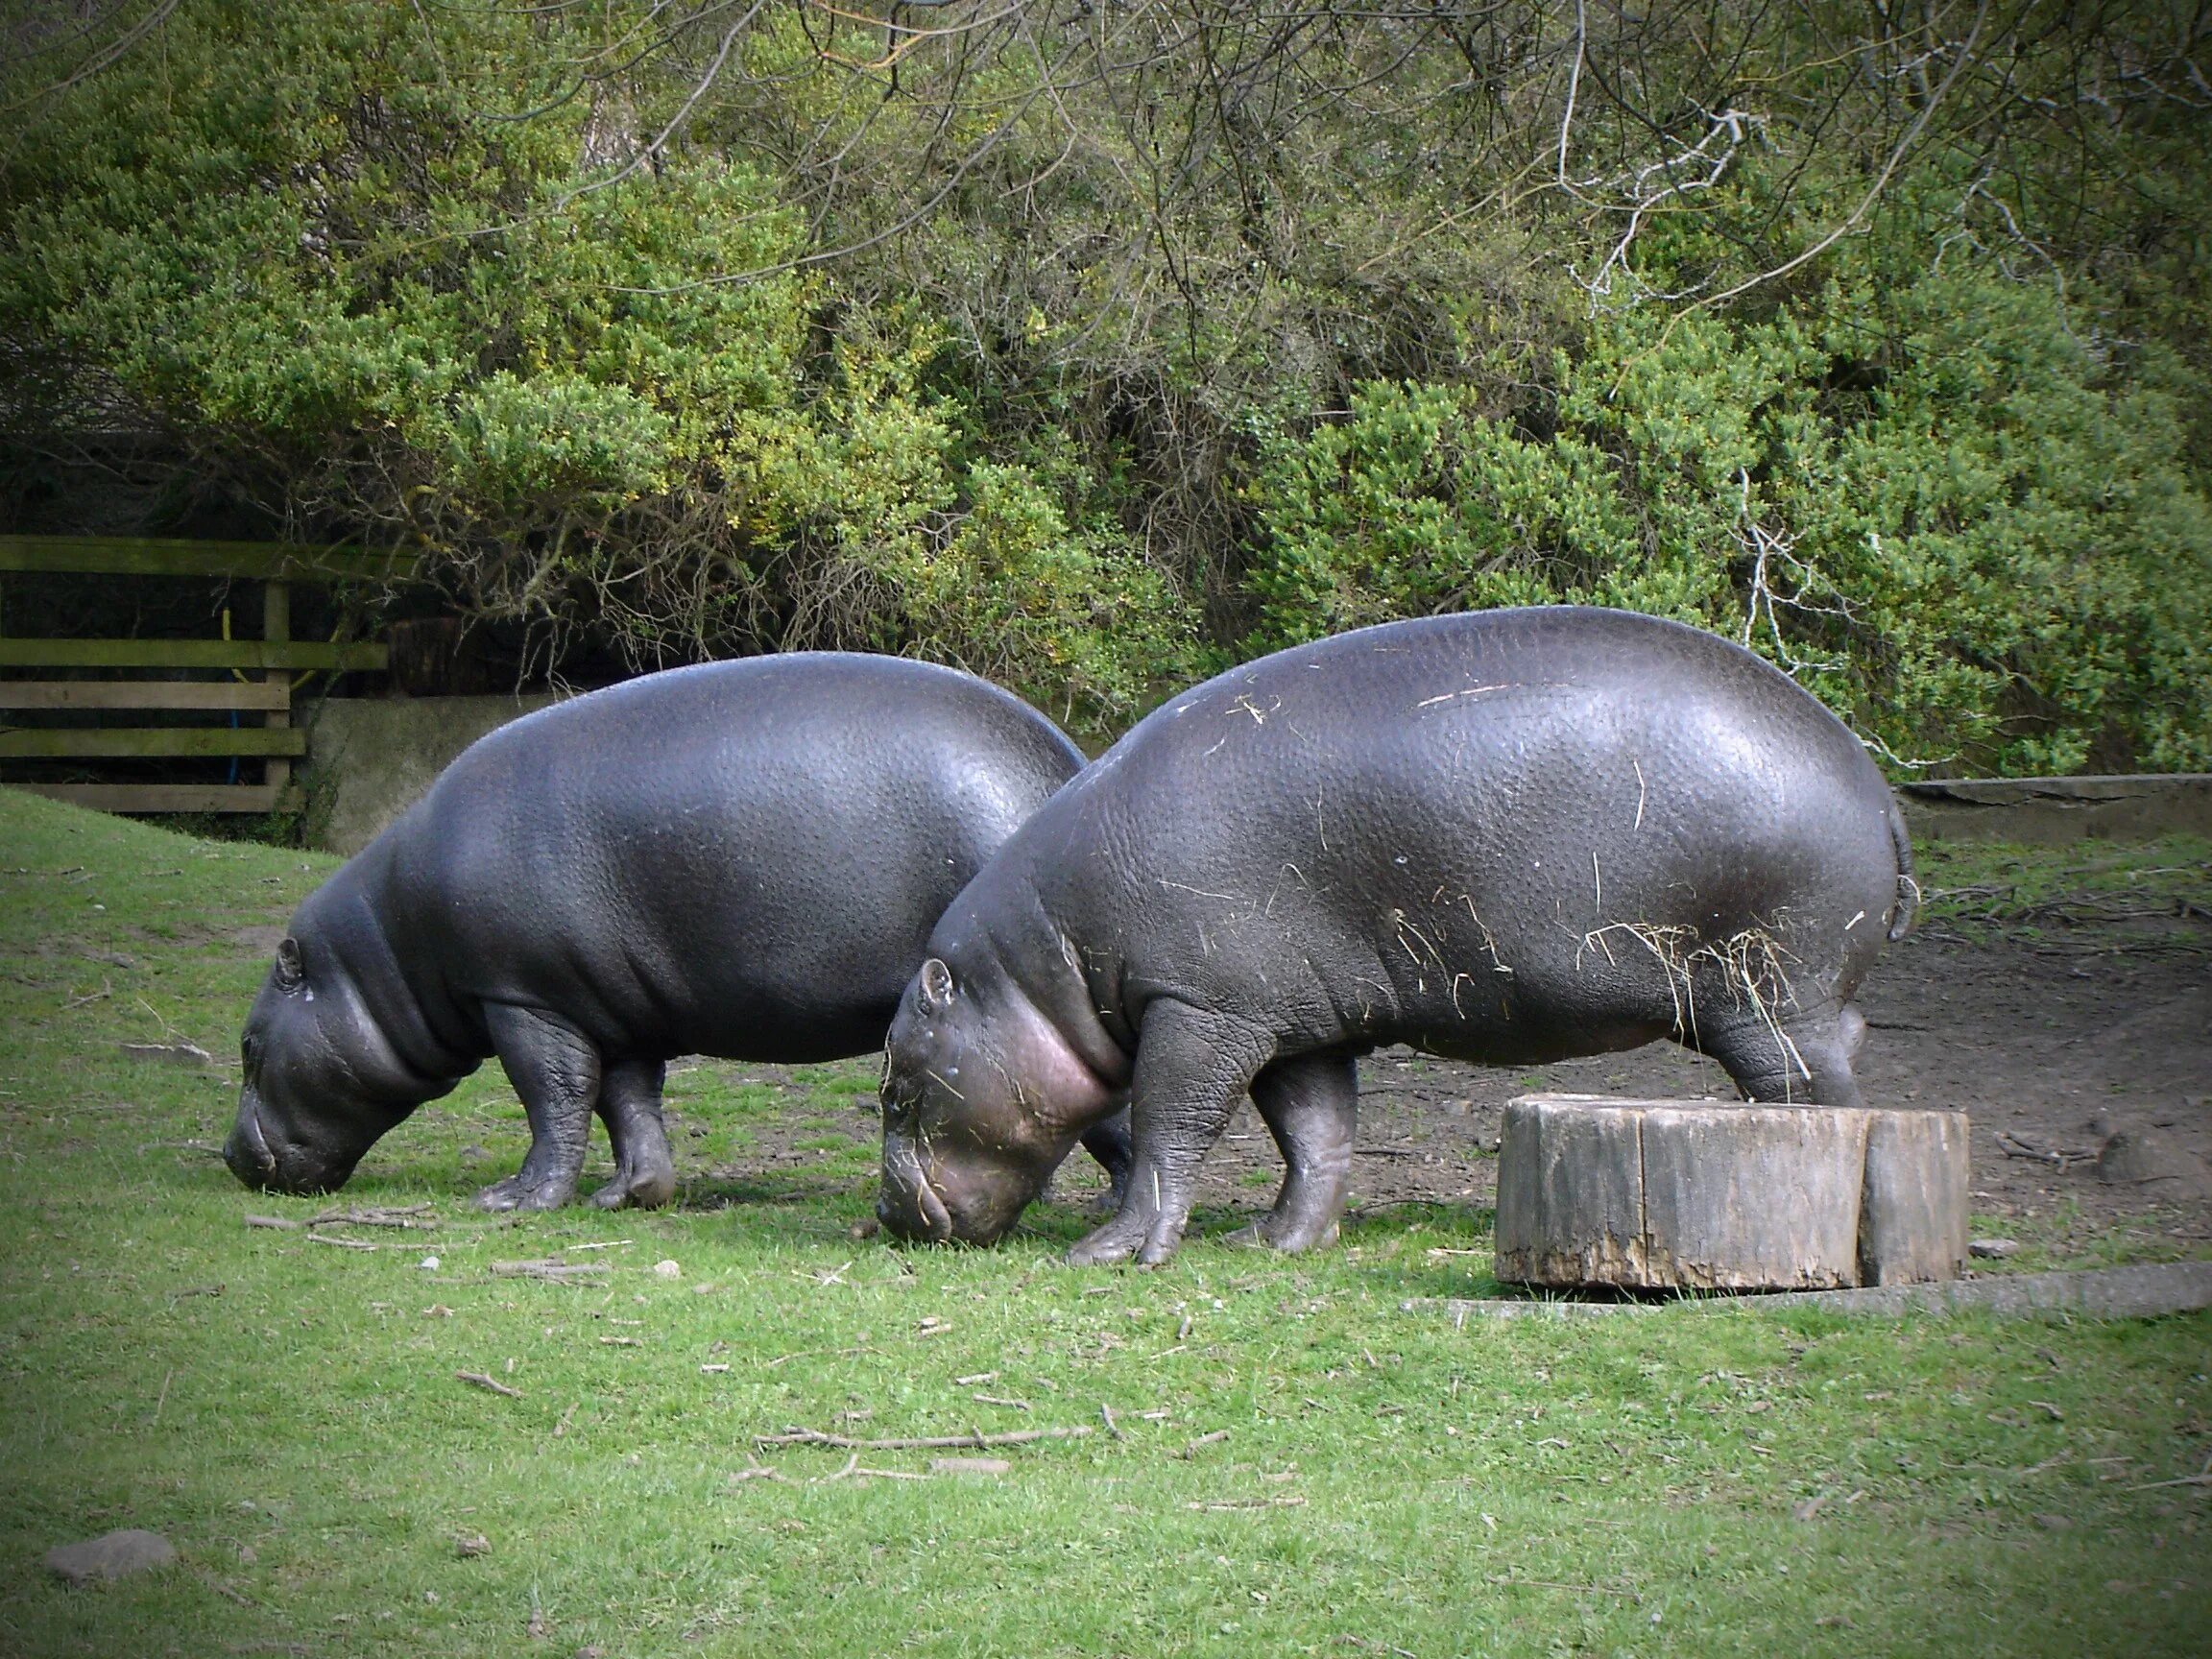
850, 1217, 880, 1240
652, 1259, 682, 1279
929, 1456, 1011, 1477
2032, 1513, 2073, 1531
459, 1144, 491, 1164
1968, 1238, 2019, 1260
454, 1531, 492, 1558
117, 1041, 214, 1069
420, 1255, 441, 1271
44, 1527, 178, 1585
2095, 1128, 2212, 1201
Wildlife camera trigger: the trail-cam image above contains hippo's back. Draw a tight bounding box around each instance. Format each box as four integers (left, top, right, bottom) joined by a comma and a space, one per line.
386, 654, 1085, 1057
992, 608, 1905, 1038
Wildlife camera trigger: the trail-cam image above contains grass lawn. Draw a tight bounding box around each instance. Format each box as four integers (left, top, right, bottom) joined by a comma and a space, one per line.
0, 787, 2205, 1656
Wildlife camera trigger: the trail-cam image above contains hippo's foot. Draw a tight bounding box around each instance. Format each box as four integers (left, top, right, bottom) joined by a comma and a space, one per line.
1223, 1212, 1340, 1254
1066, 1208, 1157, 1268
587, 1159, 676, 1211
473, 1170, 579, 1213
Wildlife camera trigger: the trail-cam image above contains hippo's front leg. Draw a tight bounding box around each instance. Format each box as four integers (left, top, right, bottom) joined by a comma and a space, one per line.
1067, 1000, 1272, 1268
476, 1004, 602, 1212
590, 1058, 677, 1210
1226, 1051, 1358, 1253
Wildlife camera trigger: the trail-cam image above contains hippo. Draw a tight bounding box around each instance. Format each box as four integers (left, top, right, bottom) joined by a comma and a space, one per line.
876, 606, 1917, 1265
225, 653, 1132, 1210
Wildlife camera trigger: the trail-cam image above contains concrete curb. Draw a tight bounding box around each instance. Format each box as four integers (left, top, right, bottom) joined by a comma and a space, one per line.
1405, 1260, 2212, 1324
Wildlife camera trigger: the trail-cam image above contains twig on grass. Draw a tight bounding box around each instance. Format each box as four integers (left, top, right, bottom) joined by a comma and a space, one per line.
490, 1259, 609, 1283
974, 1394, 1031, 1411
2131, 1455, 2212, 1491
553, 1401, 579, 1438
457, 1370, 523, 1400
308, 1203, 435, 1228
1100, 1403, 1123, 1441
304, 1232, 380, 1251
1486, 1575, 1639, 1599
757, 1425, 1093, 1451
1180, 1430, 1231, 1458
816, 1454, 928, 1483
243, 1214, 301, 1231
168, 1283, 224, 1301
1188, 1495, 1307, 1511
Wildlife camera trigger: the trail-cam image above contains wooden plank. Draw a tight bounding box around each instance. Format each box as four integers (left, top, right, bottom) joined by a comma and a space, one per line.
0, 726, 309, 758
0, 638, 387, 671
0, 535, 419, 583
262, 578, 293, 794
0, 681, 291, 711
13, 781, 301, 814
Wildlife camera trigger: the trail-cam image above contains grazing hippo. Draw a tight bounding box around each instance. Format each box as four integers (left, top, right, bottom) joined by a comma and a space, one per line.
877, 606, 1917, 1264
225, 654, 1132, 1210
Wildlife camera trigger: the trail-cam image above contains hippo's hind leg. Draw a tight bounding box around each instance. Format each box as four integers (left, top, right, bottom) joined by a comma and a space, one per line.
476, 1004, 602, 1212
1077, 1107, 1136, 1212
1694, 997, 1868, 1108
1226, 1052, 1358, 1254
590, 1059, 676, 1210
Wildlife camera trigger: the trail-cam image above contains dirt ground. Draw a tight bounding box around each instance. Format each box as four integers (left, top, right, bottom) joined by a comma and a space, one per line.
731, 904, 2212, 1248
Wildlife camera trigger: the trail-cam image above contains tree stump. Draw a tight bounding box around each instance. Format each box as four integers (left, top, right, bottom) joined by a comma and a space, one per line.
1494, 1095, 1968, 1291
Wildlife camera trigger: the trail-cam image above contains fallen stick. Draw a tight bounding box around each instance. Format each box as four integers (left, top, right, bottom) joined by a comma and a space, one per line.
308, 1203, 435, 1228
1485, 1575, 1637, 1599
243, 1214, 302, 1231
457, 1370, 523, 1399
756, 1425, 1094, 1452
304, 1232, 379, 1251
490, 1259, 609, 1282
1179, 1430, 1231, 1458
1187, 1496, 1307, 1511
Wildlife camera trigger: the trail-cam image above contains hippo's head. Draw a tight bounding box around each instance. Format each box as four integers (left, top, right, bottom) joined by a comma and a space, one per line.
877, 955, 1117, 1245
224, 935, 428, 1195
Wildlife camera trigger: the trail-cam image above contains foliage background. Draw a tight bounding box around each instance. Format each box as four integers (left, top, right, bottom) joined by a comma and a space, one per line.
2, 0, 2206, 764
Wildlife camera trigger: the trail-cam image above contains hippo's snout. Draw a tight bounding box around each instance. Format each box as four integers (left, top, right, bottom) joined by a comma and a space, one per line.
224, 1093, 278, 1188
878, 1131, 953, 1243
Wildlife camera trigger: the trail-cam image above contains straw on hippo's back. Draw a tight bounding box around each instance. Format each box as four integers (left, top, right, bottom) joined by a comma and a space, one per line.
877, 607, 1916, 1265
224, 653, 1130, 1211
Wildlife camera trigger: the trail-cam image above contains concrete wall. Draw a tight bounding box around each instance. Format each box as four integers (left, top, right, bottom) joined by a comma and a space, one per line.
305, 693, 564, 854
1897, 774, 2212, 846
301, 692, 2212, 856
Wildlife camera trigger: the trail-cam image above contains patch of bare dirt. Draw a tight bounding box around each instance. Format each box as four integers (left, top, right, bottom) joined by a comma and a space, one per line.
727, 924, 2209, 1246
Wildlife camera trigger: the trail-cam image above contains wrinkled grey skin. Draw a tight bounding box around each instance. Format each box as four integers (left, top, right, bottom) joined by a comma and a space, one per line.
225, 654, 1131, 1211
878, 608, 1917, 1265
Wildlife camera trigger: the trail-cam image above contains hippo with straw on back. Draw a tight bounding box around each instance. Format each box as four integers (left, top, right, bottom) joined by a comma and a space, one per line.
224, 654, 1131, 1211
875, 607, 1916, 1265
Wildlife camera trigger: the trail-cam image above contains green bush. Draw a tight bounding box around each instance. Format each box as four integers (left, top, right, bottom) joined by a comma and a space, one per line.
1248, 243, 2212, 773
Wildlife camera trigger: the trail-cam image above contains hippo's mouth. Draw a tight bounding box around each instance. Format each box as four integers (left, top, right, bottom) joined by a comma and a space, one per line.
879, 1133, 953, 1243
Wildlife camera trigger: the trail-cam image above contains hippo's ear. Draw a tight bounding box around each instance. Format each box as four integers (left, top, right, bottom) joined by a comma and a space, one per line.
275, 936, 304, 988
918, 957, 955, 1015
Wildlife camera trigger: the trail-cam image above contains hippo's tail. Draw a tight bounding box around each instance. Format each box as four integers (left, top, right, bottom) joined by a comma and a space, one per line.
1886, 790, 1919, 943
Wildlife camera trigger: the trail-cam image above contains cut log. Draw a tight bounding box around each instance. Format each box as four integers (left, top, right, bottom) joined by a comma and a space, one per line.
1493, 1095, 1969, 1291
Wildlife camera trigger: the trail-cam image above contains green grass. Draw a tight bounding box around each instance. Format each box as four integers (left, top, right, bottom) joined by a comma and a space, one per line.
1, 790, 2207, 1656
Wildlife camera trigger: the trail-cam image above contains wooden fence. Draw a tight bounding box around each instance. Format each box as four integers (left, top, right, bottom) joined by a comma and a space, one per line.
0, 536, 416, 814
